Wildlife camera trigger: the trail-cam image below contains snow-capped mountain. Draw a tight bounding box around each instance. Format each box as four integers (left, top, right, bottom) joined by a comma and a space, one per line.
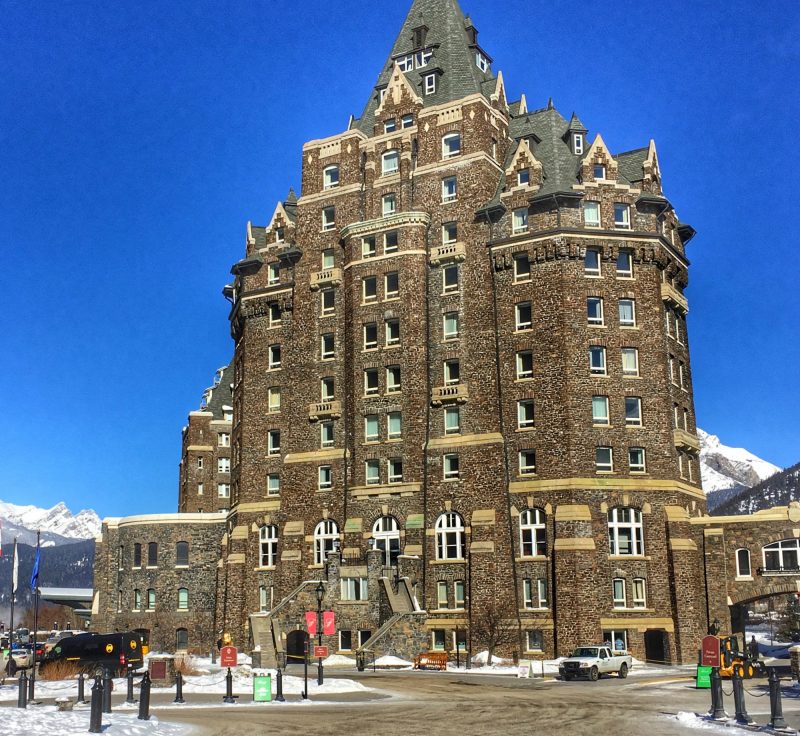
0, 500, 101, 547
698, 428, 782, 510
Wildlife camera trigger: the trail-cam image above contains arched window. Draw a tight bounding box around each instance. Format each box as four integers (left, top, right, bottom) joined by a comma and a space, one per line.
133, 589, 141, 611
259, 525, 279, 567
736, 548, 752, 577
763, 539, 800, 572
314, 520, 339, 565
607, 507, 644, 556
372, 516, 400, 566
147, 542, 158, 567
175, 541, 189, 567
146, 588, 156, 610
133, 543, 142, 568
382, 149, 400, 175
435, 512, 465, 560
176, 628, 189, 651
177, 588, 189, 610
323, 164, 340, 189
519, 508, 547, 557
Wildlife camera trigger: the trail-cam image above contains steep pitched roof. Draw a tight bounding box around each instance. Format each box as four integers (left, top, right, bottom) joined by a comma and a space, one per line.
204, 364, 234, 419
615, 147, 649, 185
353, 0, 495, 134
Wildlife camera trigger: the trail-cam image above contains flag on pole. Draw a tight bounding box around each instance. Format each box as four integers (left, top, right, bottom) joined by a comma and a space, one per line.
11, 539, 18, 595
30, 537, 41, 592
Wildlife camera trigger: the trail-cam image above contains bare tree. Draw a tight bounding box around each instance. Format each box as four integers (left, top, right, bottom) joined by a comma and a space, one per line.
470, 596, 519, 665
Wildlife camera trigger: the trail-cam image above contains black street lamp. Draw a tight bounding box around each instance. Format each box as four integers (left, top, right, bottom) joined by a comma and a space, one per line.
315, 581, 325, 686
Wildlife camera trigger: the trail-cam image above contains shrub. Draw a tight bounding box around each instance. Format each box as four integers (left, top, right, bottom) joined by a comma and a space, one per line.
39, 660, 82, 681
174, 655, 200, 676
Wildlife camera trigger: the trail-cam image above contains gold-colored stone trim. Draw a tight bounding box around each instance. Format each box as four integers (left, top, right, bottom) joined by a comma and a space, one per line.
350, 483, 420, 498
555, 505, 592, 522
554, 538, 596, 550
284, 448, 347, 464
469, 541, 495, 554
599, 617, 674, 633
509, 477, 704, 500
427, 432, 503, 450
668, 538, 698, 551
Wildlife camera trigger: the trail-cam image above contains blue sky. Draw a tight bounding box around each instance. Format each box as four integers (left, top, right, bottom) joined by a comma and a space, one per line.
1, 0, 798, 518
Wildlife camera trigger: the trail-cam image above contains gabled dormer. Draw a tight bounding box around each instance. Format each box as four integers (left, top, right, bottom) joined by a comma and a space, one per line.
264, 193, 297, 247
374, 63, 424, 134
580, 134, 618, 183
504, 138, 543, 191
564, 113, 588, 156
641, 139, 663, 196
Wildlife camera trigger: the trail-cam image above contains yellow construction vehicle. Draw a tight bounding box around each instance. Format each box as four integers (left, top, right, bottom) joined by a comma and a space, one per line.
717, 635, 764, 678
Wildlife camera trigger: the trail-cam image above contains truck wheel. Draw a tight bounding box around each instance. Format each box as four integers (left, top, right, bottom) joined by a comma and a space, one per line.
618, 663, 628, 679
589, 666, 599, 681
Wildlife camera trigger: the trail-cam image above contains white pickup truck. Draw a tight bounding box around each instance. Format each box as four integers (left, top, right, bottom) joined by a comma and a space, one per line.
559, 646, 632, 681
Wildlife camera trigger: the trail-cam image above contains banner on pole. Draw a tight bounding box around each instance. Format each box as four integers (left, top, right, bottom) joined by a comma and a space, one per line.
323, 611, 336, 635
305, 611, 317, 636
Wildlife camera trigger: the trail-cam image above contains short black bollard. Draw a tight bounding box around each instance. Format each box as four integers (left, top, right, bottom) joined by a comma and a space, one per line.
102, 667, 113, 713
77, 673, 86, 704
710, 667, 726, 720
17, 670, 28, 709
223, 667, 236, 704
28, 666, 35, 702
731, 668, 754, 725
138, 672, 151, 721
768, 667, 788, 730
126, 667, 136, 704
89, 676, 103, 733
275, 668, 285, 703
174, 671, 185, 704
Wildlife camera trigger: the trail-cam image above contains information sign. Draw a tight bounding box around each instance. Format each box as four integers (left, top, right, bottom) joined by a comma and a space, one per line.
701, 635, 720, 667
253, 673, 272, 702
220, 645, 238, 668
313, 645, 329, 659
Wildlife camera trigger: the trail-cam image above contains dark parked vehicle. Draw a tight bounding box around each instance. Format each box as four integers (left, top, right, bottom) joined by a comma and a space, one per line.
41, 632, 144, 675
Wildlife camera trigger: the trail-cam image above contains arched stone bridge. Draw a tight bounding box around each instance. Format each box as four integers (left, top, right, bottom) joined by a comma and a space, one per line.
693, 502, 800, 635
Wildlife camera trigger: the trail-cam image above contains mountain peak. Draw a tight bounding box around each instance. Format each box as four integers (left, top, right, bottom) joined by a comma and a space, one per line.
0, 499, 101, 546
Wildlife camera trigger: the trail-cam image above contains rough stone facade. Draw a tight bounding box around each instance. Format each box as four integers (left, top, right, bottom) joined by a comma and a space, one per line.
92, 513, 225, 654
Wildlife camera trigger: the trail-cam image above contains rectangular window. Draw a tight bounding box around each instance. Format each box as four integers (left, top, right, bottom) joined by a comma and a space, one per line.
387, 411, 402, 440
341, 578, 369, 601
515, 302, 532, 330
618, 299, 636, 327
322, 206, 335, 231
519, 449, 536, 475
364, 368, 379, 396
613, 578, 626, 608
442, 221, 457, 244
443, 312, 460, 340
517, 168, 530, 186
595, 446, 614, 472
437, 581, 449, 608
442, 264, 459, 294
318, 465, 332, 490
268, 262, 280, 285
397, 54, 413, 71
387, 458, 403, 484
454, 580, 465, 608
384, 230, 399, 253
573, 134, 584, 155
323, 165, 339, 190
628, 447, 646, 473
386, 365, 401, 394
512, 208, 528, 234
320, 333, 335, 360
217, 457, 230, 474
632, 579, 647, 608
537, 578, 548, 608
513, 253, 531, 282
584, 248, 601, 276
365, 459, 380, 485
621, 347, 639, 377
362, 276, 377, 303
197, 482, 203, 495
385, 319, 400, 346
268, 430, 281, 456
592, 395, 610, 425
526, 630, 543, 652
476, 51, 489, 72
320, 421, 335, 448
269, 303, 282, 326
267, 473, 280, 496
385, 272, 399, 299
321, 377, 335, 400
625, 397, 642, 426
517, 399, 535, 429
443, 453, 460, 480
364, 413, 380, 443
432, 629, 446, 651
382, 193, 396, 217
218, 432, 230, 447
267, 387, 281, 413
319, 288, 335, 316
197, 457, 204, 470
384, 118, 396, 134
516, 350, 534, 379
616, 249, 633, 277
259, 586, 269, 613
322, 249, 335, 269
363, 323, 378, 350
594, 164, 606, 180
523, 579, 534, 609
362, 236, 377, 258
402, 114, 414, 129
444, 406, 460, 435
382, 150, 399, 175
584, 201, 600, 227
217, 483, 230, 498
587, 297, 604, 326
444, 359, 460, 385
679, 361, 687, 390
442, 132, 460, 158
339, 630, 353, 651
275, 227, 285, 243
614, 204, 631, 229
424, 74, 436, 95
358, 630, 372, 648
589, 346, 607, 375
442, 176, 457, 203
147, 589, 156, 610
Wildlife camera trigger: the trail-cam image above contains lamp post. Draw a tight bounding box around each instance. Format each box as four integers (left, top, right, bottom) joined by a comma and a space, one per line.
315, 582, 325, 686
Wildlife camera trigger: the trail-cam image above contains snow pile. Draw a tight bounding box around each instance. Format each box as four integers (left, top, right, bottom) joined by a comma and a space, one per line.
321, 654, 356, 667
373, 655, 412, 667
672, 711, 751, 733
0, 705, 190, 735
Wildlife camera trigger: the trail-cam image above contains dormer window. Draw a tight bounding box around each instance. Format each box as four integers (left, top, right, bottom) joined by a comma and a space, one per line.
275, 227, 285, 243
476, 52, 489, 73
573, 134, 584, 155
397, 55, 413, 72
424, 73, 436, 95
384, 118, 397, 134
412, 25, 428, 50
416, 49, 432, 68
401, 114, 414, 129
379, 88, 387, 103
517, 169, 530, 186
382, 149, 400, 175
593, 164, 606, 180
442, 132, 461, 159
323, 165, 339, 189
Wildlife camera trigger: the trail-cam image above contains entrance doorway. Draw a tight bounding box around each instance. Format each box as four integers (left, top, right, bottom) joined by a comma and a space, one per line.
286, 630, 309, 664
644, 629, 670, 664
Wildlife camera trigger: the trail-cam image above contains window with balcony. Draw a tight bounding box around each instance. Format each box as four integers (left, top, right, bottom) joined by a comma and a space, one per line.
321, 377, 335, 400
444, 359, 460, 385
442, 221, 457, 244
322, 248, 335, 269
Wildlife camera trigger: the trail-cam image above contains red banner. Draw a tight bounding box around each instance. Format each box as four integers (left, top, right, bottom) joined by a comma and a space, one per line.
323, 611, 336, 636
220, 646, 238, 668
305, 611, 317, 636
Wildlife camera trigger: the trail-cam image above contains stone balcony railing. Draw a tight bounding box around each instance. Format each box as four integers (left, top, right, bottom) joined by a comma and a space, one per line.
429, 241, 467, 266
308, 400, 343, 421
310, 267, 343, 291
661, 282, 689, 314
673, 428, 700, 453
431, 383, 469, 406
757, 566, 800, 577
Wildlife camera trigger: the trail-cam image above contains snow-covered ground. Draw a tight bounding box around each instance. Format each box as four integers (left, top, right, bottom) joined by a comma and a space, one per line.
671, 712, 753, 733
0, 706, 190, 736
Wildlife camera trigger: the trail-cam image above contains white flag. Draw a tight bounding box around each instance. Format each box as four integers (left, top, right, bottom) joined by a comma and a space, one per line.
11, 539, 18, 595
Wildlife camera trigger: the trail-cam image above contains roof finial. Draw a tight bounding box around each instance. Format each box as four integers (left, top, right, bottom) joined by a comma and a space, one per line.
547, 97, 554, 110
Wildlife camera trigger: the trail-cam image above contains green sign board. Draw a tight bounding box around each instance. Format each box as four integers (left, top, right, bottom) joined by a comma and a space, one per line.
253, 674, 272, 702
696, 665, 712, 689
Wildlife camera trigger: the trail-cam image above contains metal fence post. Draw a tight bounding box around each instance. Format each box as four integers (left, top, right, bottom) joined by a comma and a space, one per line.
275, 667, 285, 703
710, 667, 726, 720
768, 667, 788, 730
102, 667, 112, 713
731, 668, 753, 725
77, 673, 86, 704
137, 672, 151, 721
89, 676, 103, 733
17, 670, 28, 709
174, 671, 185, 704
223, 667, 235, 704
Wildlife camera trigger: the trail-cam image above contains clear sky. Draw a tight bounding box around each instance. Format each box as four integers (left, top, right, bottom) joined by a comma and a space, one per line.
1, 0, 798, 518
